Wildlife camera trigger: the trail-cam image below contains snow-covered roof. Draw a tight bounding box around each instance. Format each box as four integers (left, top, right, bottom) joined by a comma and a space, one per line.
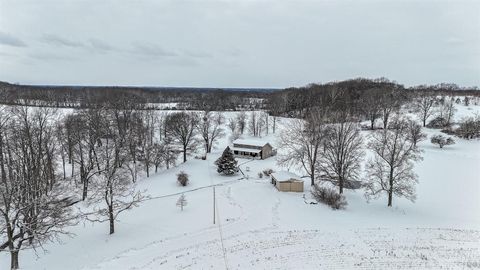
232, 147, 262, 154
271, 171, 303, 182
233, 139, 271, 147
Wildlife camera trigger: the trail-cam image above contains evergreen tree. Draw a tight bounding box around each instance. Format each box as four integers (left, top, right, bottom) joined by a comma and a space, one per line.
215, 146, 239, 175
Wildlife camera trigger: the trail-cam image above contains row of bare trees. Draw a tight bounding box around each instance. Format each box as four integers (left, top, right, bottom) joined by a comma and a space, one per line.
278, 106, 424, 208
0, 103, 231, 269
0, 106, 75, 269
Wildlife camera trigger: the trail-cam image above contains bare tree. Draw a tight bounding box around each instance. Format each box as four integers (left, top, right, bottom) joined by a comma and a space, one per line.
66, 110, 103, 201
199, 111, 225, 154
437, 99, 456, 127
0, 106, 76, 269
379, 90, 401, 129
87, 118, 144, 235
236, 112, 247, 134
277, 109, 327, 186
249, 111, 259, 137
365, 117, 423, 207
361, 89, 381, 130
138, 110, 158, 177
406, 119, 426, 147
165, 112, 199, 163
227, 117, 237, 133
414, 93, 436, 127
319, 118, 363, 194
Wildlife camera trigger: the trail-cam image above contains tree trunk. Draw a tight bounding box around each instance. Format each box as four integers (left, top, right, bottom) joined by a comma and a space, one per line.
82, 179, 88, 201
383, 114, 389, 130
109, 205, 115, 235
10, 250, 19, 270
339, 177, 344, 194
62, 155, 66, 180
387, 191, 393, 207
388, 167, 394, 207
183, 147, 187, 163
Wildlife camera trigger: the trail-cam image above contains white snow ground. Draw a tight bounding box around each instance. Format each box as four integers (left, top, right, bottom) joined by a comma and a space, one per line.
1, 105, 479, 270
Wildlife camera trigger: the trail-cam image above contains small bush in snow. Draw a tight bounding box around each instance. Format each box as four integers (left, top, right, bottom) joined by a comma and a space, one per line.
177, 171, 189, 186
258, 172, 263, 178
311, 185, 347, 210
431, 134, 455, 148
263, 168, 274, 177
456, 115, 480, 139
427, 117, 448, 129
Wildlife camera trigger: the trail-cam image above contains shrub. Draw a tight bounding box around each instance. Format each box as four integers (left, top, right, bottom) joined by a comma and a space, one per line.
431, 134, 455, 148
262, 168, 274, 177
177, 171, 189, 186
258, 172, 263, 178
427, 117, 448, 129
455, 115, 480, 139
311, 185, 347, 210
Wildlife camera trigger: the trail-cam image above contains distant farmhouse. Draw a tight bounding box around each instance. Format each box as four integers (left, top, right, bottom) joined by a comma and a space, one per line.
232, 139, 275, 159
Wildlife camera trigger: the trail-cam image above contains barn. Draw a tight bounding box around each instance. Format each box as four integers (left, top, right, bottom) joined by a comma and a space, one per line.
232, 139, 274, 160
271, 171, 304, 192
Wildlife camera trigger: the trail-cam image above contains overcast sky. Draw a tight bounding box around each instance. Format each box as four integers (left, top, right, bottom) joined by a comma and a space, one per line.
0, 0, 479, 88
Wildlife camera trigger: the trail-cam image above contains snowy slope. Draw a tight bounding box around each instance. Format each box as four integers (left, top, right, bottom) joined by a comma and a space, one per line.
1, 106, 479, 270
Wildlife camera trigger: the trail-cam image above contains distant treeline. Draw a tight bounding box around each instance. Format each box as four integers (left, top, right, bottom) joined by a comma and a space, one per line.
265, 78, 480, 118
0, 81, 271, 110
0, 78, 478, 114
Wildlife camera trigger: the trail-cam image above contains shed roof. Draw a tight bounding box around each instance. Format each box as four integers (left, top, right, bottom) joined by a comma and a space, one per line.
271, 171, 303, 182
233, 139, 271, 147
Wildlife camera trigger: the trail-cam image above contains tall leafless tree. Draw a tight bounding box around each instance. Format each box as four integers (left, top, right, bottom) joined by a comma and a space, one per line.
87, 116, 144, 235
165, 112, 199, 163
277, 108, 328, 186
319, 117, 363, 194
414, 93, 436, 127
199, 111, 225, 154
361, 89, 381, 130
236, 112, 247, 134
364, 117, 423, 207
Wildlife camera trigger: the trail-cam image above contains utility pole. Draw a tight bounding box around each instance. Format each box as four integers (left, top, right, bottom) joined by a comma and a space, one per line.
213, 186, 216, 224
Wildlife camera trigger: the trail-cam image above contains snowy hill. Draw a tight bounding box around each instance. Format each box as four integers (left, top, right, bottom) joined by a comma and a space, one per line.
1, 106, 479, 270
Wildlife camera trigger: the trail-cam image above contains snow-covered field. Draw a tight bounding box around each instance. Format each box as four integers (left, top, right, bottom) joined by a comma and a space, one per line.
1, 104, 480, 270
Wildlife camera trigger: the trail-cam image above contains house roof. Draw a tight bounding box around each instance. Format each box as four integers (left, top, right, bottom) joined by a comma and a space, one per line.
233, 139, 271, 147
232, 147, 262, 154
271, 171, 303, 182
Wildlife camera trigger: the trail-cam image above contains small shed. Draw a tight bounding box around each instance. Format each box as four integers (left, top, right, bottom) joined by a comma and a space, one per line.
232, 139, 274, 160
271, 171, 304, 192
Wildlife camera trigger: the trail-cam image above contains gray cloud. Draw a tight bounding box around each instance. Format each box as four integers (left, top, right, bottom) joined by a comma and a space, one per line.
28, 52, 77, 61
88, 38, 115, 52
183, 50, 213, 59
131, 42, 178, 57
0, 0, 478, 87
40, 34, 83, 48
0, 31, 26, 47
